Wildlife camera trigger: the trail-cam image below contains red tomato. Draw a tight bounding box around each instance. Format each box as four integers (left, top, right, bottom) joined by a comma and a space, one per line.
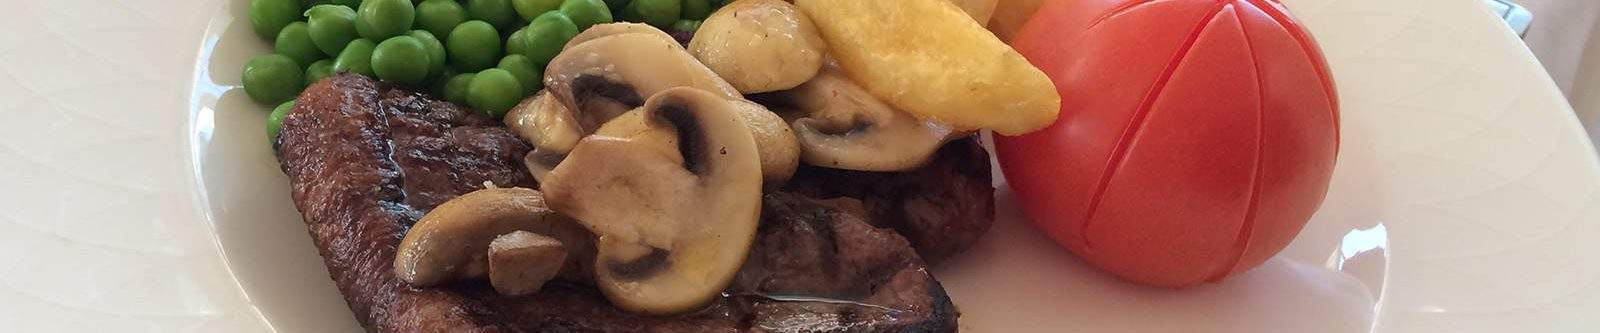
996, 0, 1340, 287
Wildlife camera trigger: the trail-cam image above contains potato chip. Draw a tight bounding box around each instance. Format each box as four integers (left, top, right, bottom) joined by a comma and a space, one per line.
796, 0, 1059, 135
949, 0, 999, 23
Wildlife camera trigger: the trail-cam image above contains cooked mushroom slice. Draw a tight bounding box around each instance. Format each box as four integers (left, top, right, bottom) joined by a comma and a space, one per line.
545, 31, 740, 133
542, 87, 763, 315
393, 187, 591, 287
488, 231, 569, 296
763, 64, 954, 171
564, 22, 677, 50
731, 99, 800, 185
522, 146, 565, 186
596, 102, 797, 186
689, 0, 827, 94
505, 91, 581, 154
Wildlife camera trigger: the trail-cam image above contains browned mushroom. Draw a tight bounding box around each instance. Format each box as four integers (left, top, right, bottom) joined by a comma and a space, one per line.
689, 0, 827, 93
393, 187, 593, 290
541, 87, 763, 315
759, 63, 955, 171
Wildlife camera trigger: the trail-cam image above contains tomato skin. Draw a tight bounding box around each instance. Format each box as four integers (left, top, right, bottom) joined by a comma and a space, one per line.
996, 0, 1339, 287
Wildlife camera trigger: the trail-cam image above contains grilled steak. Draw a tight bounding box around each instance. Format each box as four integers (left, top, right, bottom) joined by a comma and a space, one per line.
277, 74, 958, 332
786, 138, 996, 264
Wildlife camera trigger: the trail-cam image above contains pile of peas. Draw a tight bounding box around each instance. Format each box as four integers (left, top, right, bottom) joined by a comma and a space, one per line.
247, 0, 728, 142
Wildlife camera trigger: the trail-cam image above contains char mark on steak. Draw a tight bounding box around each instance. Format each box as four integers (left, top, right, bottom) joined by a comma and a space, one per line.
276, 74, 958, 332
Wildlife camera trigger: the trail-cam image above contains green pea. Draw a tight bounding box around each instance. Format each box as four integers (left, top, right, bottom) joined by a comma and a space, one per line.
371, 36, 430, 84
560, 0, 613, 31
511, 0, 563, 21
671, 19, 700, 34
443, 72, 476, 104
682, 0, 710, 20
468, 68, 523, 117
407, 30, 448, 77
505, 28, 529, 56
331, 0, 362, 7
415, 0, 468, 38
243, 54, 306, 104
622, 0, 680, 29
268, 101, 294, 142
466, 0, 517, 29
446, 20, 501, 72
522, 11, 579, 65
356, 0, 415, 40
498, 54, 542, 94
251, 0, 301, 39
306, 4, 359, 56
306, 59, 336, 85
333, 38, 377, 76
274, 22, 324, 68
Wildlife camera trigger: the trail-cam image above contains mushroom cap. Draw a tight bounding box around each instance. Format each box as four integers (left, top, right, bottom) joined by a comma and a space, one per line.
565, 22, 678, 50
394, 187, 592, 287
542, 87, 763, 315
689, 0, 827, 94
545, 31, 740, 134
505, 90, 582, 154
595, 102, 797, 187
730, 99, 800, 186
761, 63, 954, 171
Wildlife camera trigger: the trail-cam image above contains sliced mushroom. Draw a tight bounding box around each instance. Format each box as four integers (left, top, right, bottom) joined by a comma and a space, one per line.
731, 99, 800, 185
564, 22, 678, 50
488, 231, 569, 296
758, 63, 954, 171
522, 147, 566, 185
505, 91, 582, 154
689, 0, 826, 93
597, 102, 797, 187
545, 30, 740, 134
394, 187, 594, 288
541, 87, 763, 315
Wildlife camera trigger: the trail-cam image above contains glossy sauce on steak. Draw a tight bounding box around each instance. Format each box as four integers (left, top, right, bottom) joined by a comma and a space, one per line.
277, 75, 972, 332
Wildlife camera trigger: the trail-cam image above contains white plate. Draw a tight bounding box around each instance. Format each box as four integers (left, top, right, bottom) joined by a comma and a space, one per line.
1, 0, 1597, 331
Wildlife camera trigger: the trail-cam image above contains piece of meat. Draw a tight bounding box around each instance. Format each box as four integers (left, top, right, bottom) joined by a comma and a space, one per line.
733, 193, 956, 332
277, 74, 956, 332
785, 137, 996, 264
472, 193, 956, 332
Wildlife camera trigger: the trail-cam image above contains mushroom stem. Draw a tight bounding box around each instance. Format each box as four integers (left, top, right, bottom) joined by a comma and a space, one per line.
393, 187, 593, 289
488, 231, 569, 296
542, 87, 763, 315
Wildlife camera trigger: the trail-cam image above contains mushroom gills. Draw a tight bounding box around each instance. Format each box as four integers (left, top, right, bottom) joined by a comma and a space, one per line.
542, 87, 763, 315
754, 63, 955, 172
546, 30, 741, 134
597, 102, 799, 187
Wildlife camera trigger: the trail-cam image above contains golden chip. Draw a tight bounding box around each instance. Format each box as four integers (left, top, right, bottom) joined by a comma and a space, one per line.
796, 0, 1060, 135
